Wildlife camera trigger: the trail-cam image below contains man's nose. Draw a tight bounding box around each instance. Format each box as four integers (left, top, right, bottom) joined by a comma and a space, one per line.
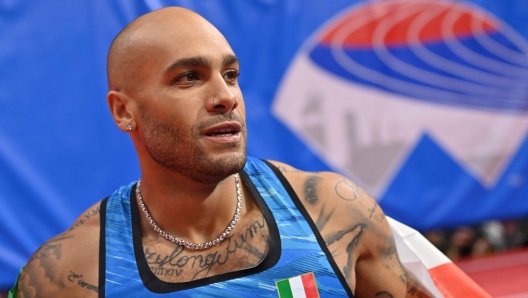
206, 75, 238, 113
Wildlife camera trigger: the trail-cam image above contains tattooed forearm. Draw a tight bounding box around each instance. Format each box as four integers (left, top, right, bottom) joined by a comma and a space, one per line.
304, 176, 322, 205
335, 179, 358, 201
68, 271, 98, 293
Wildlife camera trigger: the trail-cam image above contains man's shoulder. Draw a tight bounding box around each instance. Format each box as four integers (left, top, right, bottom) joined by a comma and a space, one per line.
264, 159, 374, 208
263, 160, 434, 296
264, 159, 385, 235
68, 201, 104, 232
15, 202, 103, 297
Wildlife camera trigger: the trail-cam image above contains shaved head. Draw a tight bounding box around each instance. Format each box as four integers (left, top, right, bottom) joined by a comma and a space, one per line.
106, 7, 229, 94
105, 7, 246, 182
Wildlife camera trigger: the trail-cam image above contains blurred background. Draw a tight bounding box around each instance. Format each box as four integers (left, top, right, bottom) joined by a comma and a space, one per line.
1, 0, 527, 296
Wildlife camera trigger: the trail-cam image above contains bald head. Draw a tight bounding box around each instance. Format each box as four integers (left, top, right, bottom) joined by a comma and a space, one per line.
106, 7, 230, 93
106, 7, 246, 181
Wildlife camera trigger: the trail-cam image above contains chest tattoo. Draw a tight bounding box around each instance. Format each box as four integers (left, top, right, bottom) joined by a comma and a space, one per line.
144, 215, 269, 282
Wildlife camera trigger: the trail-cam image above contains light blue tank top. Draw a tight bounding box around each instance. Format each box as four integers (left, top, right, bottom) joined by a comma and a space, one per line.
100, 157, 352, 297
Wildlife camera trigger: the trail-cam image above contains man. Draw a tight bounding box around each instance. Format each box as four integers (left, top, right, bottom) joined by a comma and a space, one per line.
12, 7, 432, 297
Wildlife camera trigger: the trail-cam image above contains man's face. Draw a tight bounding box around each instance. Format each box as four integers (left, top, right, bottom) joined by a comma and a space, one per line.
131, 17, 247, 183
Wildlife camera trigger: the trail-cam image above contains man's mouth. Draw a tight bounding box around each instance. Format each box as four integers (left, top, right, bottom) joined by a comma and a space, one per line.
205, 127, 237, 137
203, 122, 242, 138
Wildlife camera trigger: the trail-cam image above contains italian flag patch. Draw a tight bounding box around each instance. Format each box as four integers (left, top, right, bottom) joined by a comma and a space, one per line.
276, 272, 320, 298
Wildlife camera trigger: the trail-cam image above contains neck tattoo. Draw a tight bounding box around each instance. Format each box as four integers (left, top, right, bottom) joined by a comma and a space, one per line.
136, 173, 242, 250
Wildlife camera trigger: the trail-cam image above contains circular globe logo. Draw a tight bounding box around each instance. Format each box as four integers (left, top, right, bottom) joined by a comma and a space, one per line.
273, 0, 528, 196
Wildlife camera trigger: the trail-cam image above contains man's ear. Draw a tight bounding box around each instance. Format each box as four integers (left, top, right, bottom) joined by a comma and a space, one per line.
107, 90, 136, 132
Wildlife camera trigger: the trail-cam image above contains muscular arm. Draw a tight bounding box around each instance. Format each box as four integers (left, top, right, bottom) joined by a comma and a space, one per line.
272, 162, 433, 298
15, 203, 101, 297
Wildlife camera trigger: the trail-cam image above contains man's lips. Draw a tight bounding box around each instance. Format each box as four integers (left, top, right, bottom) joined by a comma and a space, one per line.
202, 121, 242, 137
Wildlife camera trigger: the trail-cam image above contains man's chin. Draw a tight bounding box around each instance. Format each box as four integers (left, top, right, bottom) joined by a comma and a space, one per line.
191, 151, 247, 183
215, 151, 247, 173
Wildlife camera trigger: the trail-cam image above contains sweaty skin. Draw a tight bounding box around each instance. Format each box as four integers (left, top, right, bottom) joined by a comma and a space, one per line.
15, 7, 433, 298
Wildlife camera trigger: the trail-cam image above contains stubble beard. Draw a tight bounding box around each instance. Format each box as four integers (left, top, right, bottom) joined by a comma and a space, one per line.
139, 110, 247, 184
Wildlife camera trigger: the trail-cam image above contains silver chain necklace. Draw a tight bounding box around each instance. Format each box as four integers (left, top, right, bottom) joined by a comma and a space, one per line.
136, 173, 242, 250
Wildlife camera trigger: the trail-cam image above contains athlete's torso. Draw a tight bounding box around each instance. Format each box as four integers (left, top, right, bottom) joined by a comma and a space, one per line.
101, 157, 352, 297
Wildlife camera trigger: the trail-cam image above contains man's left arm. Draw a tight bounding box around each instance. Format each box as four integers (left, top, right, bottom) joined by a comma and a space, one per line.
275, 163, 433, 297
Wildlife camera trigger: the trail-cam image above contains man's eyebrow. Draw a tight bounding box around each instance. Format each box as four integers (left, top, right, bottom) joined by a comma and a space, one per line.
223, 54, 239, 67
165, 56, 212, 73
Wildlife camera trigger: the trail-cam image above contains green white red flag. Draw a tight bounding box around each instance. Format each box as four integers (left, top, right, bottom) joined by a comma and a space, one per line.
388, 217, 491, 297
276, 272, 319, 298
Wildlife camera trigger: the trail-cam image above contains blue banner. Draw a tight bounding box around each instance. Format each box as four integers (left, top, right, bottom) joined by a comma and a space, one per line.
1, 0, 527, 288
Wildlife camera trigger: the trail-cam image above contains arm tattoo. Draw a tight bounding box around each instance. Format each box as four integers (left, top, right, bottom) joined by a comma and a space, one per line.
304, 175, 322, 205
277, 165, 303, 173
378, 235, 399, 271
69, 206, 100, 231
368, 201, 377, 218
335, 179, 358, 201
377, 234, 433, 296
404, 267, 434, 297
326, 223, 365, 246
340, 224, 365, 281
399, 274, 407, 285
368, 199, 384, 220
325, 223, 365, 282
371, 200, 386, 223
315, 202, 334, 231
19, 235, 74, 296
29, 235, 73, 281
68, 271, 99, 293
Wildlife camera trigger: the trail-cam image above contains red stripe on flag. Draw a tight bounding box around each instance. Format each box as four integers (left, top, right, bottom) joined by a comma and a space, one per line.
301, 272, 319, 298
428, 262, 491, 298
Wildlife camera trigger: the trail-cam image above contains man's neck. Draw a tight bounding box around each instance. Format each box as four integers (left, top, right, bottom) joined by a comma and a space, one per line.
136, 167, 240, 245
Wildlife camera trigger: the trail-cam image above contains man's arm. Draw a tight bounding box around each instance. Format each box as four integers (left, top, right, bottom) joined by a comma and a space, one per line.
272, 161, 433, 298
15, 203, 102, 297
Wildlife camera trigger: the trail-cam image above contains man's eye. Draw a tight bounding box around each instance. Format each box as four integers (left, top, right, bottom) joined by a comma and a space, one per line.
176, 72, 199, 82
224, 70, 240, 82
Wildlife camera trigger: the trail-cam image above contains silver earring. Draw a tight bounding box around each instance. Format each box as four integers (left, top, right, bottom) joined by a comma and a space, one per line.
127, 124, 132, 131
